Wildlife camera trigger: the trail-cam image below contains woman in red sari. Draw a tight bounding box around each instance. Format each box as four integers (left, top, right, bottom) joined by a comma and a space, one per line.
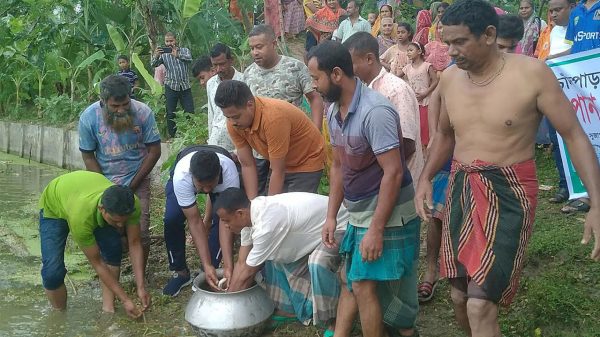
305, 0, 344, 43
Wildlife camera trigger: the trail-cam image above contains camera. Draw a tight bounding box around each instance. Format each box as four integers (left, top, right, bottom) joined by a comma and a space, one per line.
161, 47, 173, 54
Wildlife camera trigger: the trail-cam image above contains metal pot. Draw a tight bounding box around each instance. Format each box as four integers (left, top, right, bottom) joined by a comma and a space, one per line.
185, 269, 275, 337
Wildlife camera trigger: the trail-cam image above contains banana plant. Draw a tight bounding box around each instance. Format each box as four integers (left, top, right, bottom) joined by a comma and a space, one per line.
60, 50, 106, 102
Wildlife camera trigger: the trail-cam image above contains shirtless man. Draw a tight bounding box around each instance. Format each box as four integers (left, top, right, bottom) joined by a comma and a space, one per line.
414, 1, 600, 336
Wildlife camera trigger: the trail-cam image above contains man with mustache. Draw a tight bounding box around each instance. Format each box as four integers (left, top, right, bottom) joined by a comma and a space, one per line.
415, 1, 600, 336
79, 75, 161, 272
206, 43, 243, 154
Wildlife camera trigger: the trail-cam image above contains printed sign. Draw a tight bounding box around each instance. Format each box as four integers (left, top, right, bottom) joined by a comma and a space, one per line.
548, 49, 600, 199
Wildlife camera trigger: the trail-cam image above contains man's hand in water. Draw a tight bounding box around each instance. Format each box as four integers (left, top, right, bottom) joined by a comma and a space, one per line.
137, 287, 151, 311
583, 206, 600, 261
123, 300, 142, 319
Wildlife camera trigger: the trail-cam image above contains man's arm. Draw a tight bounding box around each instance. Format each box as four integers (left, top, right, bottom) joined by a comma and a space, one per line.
151, 48, 163, 67
228, 245, 260, 292
322, 147, 344, 248
176, 47, 193, 62
81, 152, 102, 173
237, 145, 259, 199
361, 148, 403, 262
267, 158, 286, 195
419, 72, 455, 181
125, 223, 150, 310
306, 91, 324, 130
129, 143, 161, 191
80, 244, 141, 318
219, 218, 235, 282
181, 206, 217, 273
547, 49, 572, 60
536, 61, 600, 260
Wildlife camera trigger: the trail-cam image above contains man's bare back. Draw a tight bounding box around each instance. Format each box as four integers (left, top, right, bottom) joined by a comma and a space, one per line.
440, 53, 546, 166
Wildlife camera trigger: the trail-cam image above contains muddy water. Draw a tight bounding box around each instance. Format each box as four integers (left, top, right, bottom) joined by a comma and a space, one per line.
0, 153, 192, 337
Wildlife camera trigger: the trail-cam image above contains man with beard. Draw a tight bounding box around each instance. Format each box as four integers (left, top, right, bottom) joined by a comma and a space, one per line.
308, 41, 420, 337
244, 24, 325, 195
206, 43, 243, 153
414, 1, 600, 336
215, 80, 325, 199
79, 75, 161, 271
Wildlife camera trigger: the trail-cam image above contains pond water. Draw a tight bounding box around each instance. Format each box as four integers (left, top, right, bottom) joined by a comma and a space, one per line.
0, 153, 192, 337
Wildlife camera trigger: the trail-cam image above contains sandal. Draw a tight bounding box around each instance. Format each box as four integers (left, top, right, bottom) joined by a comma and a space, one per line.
417, 280, 438, 303
269, 314, 297, 330
560, 198, 590, 214
549, 188, 569, 203
324, 329, 334, 337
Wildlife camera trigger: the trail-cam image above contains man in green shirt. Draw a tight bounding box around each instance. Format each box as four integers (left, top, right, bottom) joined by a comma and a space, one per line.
39, 171, 150, 318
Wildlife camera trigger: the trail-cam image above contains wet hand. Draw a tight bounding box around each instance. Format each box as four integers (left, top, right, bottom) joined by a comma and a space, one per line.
359, 229, 383, 262
415, 179, 433, 222
204, 265, 220, 291
137, 287, 151, 311
582, 207, 600, 261
123, 300, 142, 319
321, 218, 338, 249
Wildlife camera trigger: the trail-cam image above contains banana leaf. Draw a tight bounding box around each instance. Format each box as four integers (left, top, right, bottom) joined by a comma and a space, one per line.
106, 24, 126, 54
132, 53, 163, 95
183, 0, 202, 19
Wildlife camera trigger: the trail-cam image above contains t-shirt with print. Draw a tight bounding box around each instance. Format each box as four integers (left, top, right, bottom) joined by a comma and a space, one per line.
39, 171, 141, 248
565, 0, 600, 54
79, 100, 161, 186
243, 55, 314, 107
172, 152, 240, 208
240, 192, 349, 267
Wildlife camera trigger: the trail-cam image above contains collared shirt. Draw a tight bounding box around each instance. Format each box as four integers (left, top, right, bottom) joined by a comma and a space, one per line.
566, 0, 600, 53
333, 16, 372, 42
39, 171, 141, 247
151, 47, 193, 91
240, 192, 348, 267
227, 96, 325, 173
327, 80, 417, 228
172, 152, 240, 208
243, 55, 314, 108
78, 100, 161, 186
369, 67, 424, 183
206, 70, 243, 152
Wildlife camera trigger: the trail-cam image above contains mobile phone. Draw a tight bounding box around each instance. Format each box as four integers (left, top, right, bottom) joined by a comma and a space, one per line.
161, 47, 173, 54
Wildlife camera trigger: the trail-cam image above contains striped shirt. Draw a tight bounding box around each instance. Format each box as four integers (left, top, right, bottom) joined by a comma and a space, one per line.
327, 80, 417, 228
151, 47, 193, 91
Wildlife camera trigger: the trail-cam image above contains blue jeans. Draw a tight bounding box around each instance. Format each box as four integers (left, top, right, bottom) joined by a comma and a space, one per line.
163, 178, 222, 272
548, 122, 567, 190
39, 210, 122, 290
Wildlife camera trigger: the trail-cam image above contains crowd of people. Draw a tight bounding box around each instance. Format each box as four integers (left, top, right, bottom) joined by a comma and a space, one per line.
36, 0, 600, 336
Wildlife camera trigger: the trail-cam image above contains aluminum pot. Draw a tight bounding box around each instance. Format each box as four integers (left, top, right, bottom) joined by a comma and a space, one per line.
185, 269, 275, 337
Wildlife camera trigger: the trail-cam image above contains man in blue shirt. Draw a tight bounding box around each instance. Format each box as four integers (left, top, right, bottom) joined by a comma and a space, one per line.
79, 75, 161, 270
565, 0, 600, 53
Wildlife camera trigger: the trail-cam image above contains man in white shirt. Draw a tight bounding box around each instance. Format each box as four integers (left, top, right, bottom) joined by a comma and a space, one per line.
207, 43, 243, 152
333, 1, 371, 43
162, 145, 240, 296
215, 188, 348, 332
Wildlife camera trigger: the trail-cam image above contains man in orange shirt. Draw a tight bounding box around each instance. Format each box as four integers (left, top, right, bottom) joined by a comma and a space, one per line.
215, 80, 325, 198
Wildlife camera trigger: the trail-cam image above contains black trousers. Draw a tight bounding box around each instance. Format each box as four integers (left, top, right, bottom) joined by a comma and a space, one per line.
165, 85, 194, 137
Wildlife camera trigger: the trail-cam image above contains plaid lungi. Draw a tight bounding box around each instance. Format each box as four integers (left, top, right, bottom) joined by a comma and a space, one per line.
264, 231, 344, 325
441, 159, 538, 305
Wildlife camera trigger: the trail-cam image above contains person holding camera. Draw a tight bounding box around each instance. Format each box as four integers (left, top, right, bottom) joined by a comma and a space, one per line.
151, 32, 194, 138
